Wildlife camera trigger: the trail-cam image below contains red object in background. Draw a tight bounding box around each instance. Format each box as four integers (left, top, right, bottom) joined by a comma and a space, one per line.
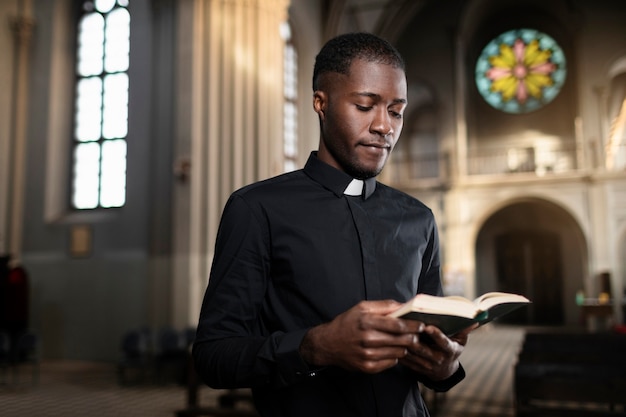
4, 265, 29, 335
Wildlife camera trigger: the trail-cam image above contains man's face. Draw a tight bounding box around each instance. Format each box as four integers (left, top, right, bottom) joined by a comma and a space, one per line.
314, 58, 407, 179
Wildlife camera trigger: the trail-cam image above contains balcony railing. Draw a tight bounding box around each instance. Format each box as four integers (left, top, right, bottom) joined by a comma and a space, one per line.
389, 142, 626, 185
389, 143, 585, 184
389, 153, 450, 184
467, 143, 580, 176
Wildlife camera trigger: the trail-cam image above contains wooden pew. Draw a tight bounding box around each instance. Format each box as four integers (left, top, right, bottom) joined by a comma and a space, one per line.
514, 331, 626, 416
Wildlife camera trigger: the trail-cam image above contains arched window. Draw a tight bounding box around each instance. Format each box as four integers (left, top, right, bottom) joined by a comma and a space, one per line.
71, 0, 130, 209
281, 21, 298, 173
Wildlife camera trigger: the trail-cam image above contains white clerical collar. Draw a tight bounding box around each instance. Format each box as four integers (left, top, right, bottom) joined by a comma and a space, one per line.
343, 179, 364, 196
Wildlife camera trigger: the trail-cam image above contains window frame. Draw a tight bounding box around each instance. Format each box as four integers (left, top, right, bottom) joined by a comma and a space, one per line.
70, 0, 131, 210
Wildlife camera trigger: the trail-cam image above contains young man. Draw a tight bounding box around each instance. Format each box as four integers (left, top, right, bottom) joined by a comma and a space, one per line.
193, 32, 473, 417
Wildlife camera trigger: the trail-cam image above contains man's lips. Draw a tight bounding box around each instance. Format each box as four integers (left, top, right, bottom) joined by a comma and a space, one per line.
358, 142, 390, 159
360, 141, 391, 149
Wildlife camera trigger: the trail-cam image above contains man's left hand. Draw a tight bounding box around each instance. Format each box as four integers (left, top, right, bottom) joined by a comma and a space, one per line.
398, 323, 477, 381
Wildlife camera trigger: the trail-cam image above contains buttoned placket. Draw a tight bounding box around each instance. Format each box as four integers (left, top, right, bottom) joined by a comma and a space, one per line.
344, 195, 382, 300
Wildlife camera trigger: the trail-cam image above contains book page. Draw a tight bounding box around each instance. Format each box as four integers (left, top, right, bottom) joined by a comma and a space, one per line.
402, 294, 480, 318
474, 292, 530, 311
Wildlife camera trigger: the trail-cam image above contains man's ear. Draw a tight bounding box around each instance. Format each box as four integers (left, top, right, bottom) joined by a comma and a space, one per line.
313, 90, 326, 119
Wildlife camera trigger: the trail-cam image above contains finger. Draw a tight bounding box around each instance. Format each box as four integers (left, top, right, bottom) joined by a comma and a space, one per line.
450, 323, 479, 345
347, 346, 409, 373
357, 299, 405, 315
421, 325, 450, 348
358, 345, 408, 361
399, 352, 434, 373
358, 357, 402, 374
359, 330, 418, 350
406, 337, 438, 361
361, 313, 424, 335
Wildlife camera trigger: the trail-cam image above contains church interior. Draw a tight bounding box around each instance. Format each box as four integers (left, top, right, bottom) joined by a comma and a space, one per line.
1, 0, 626, 415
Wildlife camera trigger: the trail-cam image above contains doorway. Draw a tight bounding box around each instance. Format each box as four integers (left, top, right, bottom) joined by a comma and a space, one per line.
475, 198, 587, 327
495, 231, 563, 324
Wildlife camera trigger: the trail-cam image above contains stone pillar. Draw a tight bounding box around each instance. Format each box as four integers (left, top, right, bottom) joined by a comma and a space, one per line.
173, 0, 289, 327
453, 32, 468, 179
6, 2, 35, 264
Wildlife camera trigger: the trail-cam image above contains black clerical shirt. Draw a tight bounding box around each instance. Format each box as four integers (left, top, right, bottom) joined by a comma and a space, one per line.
193, 152, 464, 417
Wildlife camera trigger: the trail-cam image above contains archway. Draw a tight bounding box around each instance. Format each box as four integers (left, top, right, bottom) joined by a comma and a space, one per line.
475, 198, 587, 326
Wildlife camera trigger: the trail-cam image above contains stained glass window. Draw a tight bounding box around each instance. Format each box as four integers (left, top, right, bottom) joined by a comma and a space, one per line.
475, 28, 566, 114
71, 0, 130, 209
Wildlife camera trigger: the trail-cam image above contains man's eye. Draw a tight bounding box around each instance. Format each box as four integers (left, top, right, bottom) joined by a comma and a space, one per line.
356, 105, 372, 111
390, 111, 403, 119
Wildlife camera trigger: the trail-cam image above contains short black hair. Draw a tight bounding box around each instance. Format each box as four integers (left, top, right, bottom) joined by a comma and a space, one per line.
312, 32, 405, 91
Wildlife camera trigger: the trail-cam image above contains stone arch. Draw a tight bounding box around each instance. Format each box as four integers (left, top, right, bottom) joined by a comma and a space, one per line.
474, 196, 587, 326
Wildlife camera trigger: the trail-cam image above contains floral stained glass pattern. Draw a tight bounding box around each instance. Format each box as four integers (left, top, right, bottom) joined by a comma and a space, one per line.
475, 29, 566, 114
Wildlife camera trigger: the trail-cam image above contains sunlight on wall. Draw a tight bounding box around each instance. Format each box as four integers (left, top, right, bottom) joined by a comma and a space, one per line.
606, 98, 626, 171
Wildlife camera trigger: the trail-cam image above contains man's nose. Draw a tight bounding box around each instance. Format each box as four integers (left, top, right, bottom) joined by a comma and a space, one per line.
371, 109, 393, 137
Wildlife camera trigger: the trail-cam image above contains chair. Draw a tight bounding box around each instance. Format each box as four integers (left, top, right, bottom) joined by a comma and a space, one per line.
117, 329, 152, 385
184, 326, 196, 349
0, 331, 11, 384
12, 331, 40, 384
154, 327, 187, 385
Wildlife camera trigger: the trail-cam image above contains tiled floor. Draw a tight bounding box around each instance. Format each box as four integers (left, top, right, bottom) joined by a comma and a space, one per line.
0, 324, 525, 417
431, 324, 525, 417
1, 360, 256, 417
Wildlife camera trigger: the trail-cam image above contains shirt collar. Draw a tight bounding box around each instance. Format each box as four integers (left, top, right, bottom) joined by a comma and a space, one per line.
303, 152, 377, 200
343, 179, 363, 196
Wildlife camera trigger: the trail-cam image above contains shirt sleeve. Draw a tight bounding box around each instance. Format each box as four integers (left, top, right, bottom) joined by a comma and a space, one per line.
420, 364, 466, 392
414, 217, 466, 390
417, 220, 443, 297
192, 194, 314, 389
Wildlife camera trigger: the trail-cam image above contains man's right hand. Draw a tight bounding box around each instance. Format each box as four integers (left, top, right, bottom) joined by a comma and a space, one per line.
298, 300, 425, 373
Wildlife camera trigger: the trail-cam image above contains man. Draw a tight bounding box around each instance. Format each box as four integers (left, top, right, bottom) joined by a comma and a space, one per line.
193, 32, 473, 417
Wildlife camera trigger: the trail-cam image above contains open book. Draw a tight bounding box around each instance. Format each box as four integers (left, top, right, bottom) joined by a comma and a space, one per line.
389, 292, 531, 336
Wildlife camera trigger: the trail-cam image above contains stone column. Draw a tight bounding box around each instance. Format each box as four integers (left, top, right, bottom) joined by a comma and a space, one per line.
453, 32, 468, 179
173, 0, 289, 327
6, 2, 35, 264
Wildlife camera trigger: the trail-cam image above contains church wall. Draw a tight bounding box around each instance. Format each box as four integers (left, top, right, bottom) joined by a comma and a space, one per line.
574, 2, 626, 317
466, 2, 578, 152
11, 0, 168, 361
604, 180, 626, 310
393, 0, 626, 325
395, 0, 465, 163
575, 0, 626, 152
